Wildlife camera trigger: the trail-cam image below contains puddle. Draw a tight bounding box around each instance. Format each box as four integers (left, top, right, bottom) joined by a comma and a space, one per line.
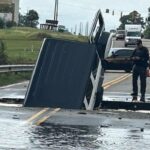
0, 122, 150, 150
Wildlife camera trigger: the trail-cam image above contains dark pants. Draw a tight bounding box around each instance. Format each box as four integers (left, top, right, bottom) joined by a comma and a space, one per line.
132, 65, 147, 97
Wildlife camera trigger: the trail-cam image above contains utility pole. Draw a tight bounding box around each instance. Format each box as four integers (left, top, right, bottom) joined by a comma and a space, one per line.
147, 7, 150, 25
120, 11, 123, 18
85, 22, 89, 36
54, 0, 58, 21
74, 24, 77, 34
79, 22, 82, 35
132, 11, 136, 23
71, 27, 73, 33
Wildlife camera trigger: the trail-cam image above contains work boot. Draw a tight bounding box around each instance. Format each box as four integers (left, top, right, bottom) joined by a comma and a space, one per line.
140, 96, 145, 102
132, 96, 137, 102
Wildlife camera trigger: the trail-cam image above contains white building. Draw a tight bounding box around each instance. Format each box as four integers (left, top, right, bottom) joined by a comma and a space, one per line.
0, 0, 19, 24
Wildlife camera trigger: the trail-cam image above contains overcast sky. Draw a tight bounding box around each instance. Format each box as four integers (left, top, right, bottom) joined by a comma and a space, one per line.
20, 0, 150, 33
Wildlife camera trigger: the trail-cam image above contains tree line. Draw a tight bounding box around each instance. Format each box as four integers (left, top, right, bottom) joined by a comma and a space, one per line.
0, 9, 39, 29
118, 10, 150, 39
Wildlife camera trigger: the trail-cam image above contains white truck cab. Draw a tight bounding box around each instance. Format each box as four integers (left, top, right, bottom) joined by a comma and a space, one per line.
124, 24, 142, 47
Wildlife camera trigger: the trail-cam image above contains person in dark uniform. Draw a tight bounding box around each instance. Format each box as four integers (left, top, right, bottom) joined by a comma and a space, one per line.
131, 39, 149, 102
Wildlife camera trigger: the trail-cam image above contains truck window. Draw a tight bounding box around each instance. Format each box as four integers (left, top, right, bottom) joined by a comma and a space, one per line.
127, 32, 141, 37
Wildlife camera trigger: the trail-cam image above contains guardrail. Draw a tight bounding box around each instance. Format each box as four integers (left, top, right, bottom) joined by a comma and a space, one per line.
0, 64, 35, 73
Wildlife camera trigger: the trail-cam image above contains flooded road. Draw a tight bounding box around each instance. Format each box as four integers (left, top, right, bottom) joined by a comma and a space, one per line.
30, 124, 150, 150
1, 120, 150, 150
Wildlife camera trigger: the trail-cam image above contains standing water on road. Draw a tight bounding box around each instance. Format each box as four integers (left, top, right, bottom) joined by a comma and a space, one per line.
0, 120, 150, 150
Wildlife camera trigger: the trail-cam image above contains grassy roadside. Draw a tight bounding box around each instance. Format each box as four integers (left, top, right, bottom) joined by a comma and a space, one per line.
3, 39, 41, 64
0, 72, 32, 86
0, 27, 88, 64
0, 27, 88, 86
0, 27, 88, 41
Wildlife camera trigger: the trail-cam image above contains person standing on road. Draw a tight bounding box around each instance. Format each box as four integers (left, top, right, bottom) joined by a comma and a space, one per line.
131, 39, 149, 102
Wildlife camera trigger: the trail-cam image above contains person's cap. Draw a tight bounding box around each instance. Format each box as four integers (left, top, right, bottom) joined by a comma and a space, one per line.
136, 39, 142, 45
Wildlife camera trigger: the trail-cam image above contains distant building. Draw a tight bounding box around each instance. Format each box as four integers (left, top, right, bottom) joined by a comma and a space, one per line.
0, 0, 19, 24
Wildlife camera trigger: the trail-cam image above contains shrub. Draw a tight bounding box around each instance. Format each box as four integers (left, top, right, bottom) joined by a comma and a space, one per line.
6, 21, 17, 28
0, 18, 5, 28
0, 40, 8, 64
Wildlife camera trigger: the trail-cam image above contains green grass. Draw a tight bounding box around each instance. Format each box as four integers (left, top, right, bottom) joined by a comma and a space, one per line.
0, 27, 88, 41
0, 27, 88, 85
0, 27, 88, 64
0, 72, 32, 86
3, 40, 41, 64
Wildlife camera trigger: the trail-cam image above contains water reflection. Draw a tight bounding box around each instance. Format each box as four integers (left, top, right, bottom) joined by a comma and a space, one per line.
96, 128, 150, 150
0, 119, 31, 149
29, 124, 150, 150
30, 124, 100, 150
1, 121, 150, 150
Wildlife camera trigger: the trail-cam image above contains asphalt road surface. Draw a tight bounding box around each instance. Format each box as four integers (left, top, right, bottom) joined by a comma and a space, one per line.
112, 38, 150, 50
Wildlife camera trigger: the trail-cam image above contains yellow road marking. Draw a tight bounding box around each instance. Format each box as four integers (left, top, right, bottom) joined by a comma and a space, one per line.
103, 74, 129, 87
26, 108, 49, 123
36, 108, 61, 126
103, 74, 131, 89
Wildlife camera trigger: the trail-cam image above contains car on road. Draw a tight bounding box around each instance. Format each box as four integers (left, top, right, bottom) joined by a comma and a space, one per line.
110, 29, 116, 37
116, 30, 125, 40
103, 47, 134, 72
